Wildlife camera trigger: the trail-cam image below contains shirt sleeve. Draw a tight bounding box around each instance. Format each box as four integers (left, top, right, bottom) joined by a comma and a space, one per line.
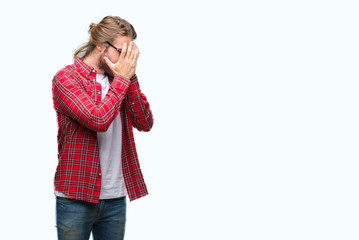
125, 74, 154, 132
52, 72, 131, 132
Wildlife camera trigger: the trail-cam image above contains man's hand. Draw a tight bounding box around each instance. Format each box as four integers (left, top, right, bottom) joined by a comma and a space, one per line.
104, 41, 140, 79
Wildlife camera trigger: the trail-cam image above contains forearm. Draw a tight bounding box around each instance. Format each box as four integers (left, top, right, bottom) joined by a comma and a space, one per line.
126, 75, 154, 131
53, 74, 131, 132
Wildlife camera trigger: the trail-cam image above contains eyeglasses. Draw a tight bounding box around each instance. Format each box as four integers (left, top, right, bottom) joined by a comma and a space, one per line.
106, 41, 122, 54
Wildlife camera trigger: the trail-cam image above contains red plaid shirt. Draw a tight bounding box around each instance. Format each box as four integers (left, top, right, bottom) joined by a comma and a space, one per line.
52, 56, 153, 203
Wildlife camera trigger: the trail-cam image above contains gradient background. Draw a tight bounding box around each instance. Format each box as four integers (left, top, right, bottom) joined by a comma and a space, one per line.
1, 0, 358, 239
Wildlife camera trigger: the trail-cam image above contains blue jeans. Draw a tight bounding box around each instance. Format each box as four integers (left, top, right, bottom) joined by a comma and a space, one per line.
55, 196, 126, 240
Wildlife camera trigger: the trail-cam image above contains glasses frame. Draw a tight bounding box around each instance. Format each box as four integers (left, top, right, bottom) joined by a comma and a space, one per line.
106, 41, 122, 54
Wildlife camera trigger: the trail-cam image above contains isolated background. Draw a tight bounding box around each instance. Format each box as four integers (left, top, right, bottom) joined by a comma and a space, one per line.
0, 0, 358, 239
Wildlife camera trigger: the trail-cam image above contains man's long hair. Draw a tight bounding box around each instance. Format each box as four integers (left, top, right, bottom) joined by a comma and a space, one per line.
73, 16, 137, 60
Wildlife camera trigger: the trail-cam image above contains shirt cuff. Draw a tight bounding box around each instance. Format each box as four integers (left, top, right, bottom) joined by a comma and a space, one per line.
112, 75, 131, 92
129, 74, 141, 92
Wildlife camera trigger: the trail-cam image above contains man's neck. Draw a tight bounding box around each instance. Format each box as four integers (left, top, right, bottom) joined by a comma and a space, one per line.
83, 54, 104, 74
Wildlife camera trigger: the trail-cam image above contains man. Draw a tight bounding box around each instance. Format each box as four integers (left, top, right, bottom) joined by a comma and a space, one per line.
52, 16, 154, 240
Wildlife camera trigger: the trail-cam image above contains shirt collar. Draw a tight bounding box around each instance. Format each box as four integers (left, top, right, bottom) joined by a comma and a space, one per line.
74, 56, 114, 82
74, 56, 96, 78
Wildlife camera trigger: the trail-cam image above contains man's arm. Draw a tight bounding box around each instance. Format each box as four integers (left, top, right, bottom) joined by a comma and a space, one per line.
52, 72, 131, 132
125, 74, 154, 132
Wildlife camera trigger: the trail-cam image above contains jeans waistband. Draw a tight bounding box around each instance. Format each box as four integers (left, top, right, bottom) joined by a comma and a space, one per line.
56, 196, 126, 202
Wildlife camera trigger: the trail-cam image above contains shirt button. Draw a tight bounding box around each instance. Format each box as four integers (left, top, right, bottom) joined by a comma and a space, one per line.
98, 92, 101, 94
99, 173, 102, 176
92, 69, 96, 72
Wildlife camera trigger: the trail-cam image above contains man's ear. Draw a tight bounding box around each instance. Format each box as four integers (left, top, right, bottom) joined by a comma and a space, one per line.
95, 44, 106, 53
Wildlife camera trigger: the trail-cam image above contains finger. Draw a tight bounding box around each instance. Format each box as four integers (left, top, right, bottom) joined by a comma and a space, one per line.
131, 51, 137, 64
131, 48, 139, 62
133, 42, 138, 52
132, 43, 139, 59
129, 42, 137, 61
120, 42, 127, 60
126, 41, 133, 59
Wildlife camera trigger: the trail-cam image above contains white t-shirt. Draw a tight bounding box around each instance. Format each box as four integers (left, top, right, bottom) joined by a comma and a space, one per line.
54, 73, 127, 199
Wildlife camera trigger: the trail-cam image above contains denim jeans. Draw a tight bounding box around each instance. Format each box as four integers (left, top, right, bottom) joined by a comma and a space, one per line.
55, 196, 126, 240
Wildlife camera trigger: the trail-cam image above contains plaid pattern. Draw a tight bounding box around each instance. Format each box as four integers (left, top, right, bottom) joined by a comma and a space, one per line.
52, 56, 153, 203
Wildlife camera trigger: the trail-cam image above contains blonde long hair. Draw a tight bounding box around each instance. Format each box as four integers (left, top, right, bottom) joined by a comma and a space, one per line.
73, 16, 137, 60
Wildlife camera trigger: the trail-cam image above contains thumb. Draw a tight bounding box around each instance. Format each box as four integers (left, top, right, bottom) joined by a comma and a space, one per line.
104, 56, 114, 67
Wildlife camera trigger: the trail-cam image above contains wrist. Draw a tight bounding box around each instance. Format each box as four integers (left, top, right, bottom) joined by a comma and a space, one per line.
114, 73, 129, 79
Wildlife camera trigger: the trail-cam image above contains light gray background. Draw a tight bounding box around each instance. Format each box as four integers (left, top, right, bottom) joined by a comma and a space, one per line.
0, 0, 358, 239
